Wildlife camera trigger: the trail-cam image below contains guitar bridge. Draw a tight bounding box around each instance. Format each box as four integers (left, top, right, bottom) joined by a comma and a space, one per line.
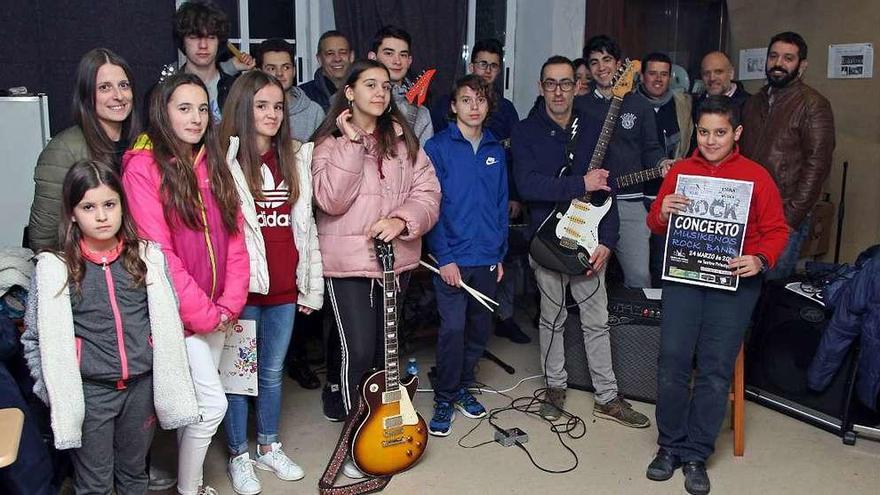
382, 437, 405, 447
384, 427, 404, 437
559, 237, 578, 250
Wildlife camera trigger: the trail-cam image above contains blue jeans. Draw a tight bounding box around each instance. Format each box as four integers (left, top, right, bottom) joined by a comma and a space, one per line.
766, 214, 811, 281
224, 303, 296, 455
655, 277, 761, 462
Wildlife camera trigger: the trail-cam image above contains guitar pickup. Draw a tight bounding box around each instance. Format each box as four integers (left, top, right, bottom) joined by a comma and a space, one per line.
384, 415, 403, 429
383, 390, 401, 404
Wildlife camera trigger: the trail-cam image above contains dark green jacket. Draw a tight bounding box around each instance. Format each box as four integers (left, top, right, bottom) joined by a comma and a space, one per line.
28, 126, 90, 251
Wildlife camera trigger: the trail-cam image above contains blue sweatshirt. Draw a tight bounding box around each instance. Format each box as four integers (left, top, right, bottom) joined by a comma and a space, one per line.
425, 125, 508, 267
512, 102, 620, 250
431, 90, 521, 201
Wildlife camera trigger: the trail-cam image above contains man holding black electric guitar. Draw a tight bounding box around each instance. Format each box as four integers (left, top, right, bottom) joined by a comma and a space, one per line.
513, 55, 651, 428
576, 36, 674, 289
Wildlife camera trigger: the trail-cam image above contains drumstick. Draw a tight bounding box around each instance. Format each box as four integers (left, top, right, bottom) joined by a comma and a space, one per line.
420, 259, 499, 310
227, 41, 244, 61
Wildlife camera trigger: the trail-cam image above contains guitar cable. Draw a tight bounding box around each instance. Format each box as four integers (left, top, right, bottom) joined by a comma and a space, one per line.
456, 271, 601, 473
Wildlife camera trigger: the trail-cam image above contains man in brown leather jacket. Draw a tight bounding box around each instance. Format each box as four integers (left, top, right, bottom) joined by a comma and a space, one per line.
741, 31, 835, 279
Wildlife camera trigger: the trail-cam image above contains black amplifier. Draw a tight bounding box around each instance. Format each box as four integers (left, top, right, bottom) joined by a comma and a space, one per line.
607, 286, 663, 323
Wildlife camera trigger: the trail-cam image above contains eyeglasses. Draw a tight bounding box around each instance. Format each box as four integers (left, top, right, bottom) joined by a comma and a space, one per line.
473, 60, 501, 72
541, 79, 576, 92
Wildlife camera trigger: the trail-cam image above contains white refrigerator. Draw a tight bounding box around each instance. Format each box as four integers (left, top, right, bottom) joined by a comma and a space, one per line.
0, 95, 51, 247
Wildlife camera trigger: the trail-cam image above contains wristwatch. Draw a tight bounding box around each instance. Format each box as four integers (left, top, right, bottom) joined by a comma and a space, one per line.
755, 254, 769, 273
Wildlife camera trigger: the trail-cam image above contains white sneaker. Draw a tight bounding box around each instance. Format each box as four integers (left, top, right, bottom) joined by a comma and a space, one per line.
227, 452, 262, 495
342, 457, 366, 479
196, 486, 219, 495
255, 442, 305, 481
147, 465, 176, 491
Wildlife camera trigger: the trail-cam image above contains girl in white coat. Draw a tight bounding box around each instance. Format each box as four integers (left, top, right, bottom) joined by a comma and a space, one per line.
218, 70, 323, 494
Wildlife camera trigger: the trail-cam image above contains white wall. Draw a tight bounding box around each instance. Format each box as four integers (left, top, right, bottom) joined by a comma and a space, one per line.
295, 0, 337, 83
511, 0, 586, 116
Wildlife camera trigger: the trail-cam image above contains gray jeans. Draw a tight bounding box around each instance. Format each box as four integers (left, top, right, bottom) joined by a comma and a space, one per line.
614, 199, 652, 288
531, 258, 618, 404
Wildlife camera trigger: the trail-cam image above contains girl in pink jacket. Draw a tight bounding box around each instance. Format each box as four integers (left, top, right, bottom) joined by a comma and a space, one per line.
311, 60, 440, 478
122, 73, 249, 495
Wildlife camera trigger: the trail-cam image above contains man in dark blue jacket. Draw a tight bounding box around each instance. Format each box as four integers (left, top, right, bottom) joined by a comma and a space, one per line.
577, 35, 670, 289
425, 75, 508, 437
431, 38, 527, 343
513, 55, 650, 428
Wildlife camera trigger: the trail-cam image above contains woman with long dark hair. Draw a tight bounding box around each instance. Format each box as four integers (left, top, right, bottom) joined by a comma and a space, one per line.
122, 72, 249, 495
28, 47, 141, 251
311, 59, 440, 478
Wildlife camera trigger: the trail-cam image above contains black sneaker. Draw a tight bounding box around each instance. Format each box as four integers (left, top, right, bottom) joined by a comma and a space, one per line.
646, 448, 681, 481
322, 383, 345, 422
495, 318, 531, 344
288, 359, 321, 389
682, 461, 711, 495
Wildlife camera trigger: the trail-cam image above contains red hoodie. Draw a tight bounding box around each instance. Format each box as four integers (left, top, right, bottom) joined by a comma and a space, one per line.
647, 147, 789, 268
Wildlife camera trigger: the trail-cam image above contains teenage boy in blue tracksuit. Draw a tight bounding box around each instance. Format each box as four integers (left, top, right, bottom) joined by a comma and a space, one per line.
425, 75, 508, 437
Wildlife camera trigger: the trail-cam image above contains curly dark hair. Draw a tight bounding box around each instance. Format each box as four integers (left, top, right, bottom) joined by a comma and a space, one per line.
173, 0, 230, 52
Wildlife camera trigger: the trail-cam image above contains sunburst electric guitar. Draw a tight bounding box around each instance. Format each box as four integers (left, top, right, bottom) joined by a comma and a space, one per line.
351, 240, 428, 477
529, 59, 641, 275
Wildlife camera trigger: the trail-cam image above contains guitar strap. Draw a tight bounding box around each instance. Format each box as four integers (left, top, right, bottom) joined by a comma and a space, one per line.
318, 394, 391, 494
557, 116, 580, 178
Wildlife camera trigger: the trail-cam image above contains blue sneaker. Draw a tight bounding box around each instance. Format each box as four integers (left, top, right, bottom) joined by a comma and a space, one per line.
429, 401, 455, 437
455, 388, 487, 419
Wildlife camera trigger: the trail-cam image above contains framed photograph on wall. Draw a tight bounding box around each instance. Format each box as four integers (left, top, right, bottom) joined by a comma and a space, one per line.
738, 48, 767, 81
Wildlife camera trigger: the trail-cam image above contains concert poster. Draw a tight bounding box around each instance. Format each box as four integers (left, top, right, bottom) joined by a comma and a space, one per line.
662, 174, 753, 291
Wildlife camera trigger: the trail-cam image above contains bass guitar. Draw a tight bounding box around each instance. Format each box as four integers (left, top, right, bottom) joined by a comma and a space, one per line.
529, 59, 641, 275
351, 240, 428, 476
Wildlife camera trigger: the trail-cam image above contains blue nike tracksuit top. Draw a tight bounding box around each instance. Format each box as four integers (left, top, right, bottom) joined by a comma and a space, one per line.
425, 124, 509, 268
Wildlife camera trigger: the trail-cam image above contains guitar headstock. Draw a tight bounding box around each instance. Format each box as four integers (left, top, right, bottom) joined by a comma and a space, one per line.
610, 59, 641, 98
374, 239, 395, 272
405, 68, 437, 107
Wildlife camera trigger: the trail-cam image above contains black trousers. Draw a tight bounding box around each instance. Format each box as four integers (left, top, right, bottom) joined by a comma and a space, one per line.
326, 275, 409, 413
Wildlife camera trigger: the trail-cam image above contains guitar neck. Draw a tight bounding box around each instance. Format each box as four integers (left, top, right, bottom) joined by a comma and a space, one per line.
382, 270, 400, 392
615, 164, 665, 189
580, 96, 624, 202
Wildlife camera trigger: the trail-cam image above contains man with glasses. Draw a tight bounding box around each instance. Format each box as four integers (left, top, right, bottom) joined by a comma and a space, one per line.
576, 35, 669, 289
513, 55, 650, 428
430, 39, 527, 344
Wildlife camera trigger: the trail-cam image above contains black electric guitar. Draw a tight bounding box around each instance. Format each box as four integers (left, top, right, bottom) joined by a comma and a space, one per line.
351, 240, 428, 477
529, 60, 641, 275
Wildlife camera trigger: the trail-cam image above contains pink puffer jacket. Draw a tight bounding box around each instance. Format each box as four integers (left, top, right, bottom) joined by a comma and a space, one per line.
312, 132, 440, 278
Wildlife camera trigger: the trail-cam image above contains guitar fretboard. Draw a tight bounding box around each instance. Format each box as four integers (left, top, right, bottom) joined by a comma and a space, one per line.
580, 96, 624, 202
616, 165, 664, 189
382, 269, 400, 393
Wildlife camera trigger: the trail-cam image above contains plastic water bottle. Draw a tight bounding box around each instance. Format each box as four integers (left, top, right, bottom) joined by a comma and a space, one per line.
405, 357, 419, 380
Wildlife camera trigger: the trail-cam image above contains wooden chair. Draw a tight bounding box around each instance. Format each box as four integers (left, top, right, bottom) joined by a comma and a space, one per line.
0, 407, 24, 468
729, 345, 745, 456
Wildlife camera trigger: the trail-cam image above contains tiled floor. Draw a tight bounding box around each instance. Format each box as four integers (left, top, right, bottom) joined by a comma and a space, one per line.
147, 311, 880, 494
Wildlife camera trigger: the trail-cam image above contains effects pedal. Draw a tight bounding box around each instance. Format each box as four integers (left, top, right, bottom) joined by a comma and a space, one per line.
494, 427, 529, 447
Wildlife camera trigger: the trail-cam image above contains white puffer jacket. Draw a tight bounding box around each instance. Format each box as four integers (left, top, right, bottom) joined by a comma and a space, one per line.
225, 136, 324, 310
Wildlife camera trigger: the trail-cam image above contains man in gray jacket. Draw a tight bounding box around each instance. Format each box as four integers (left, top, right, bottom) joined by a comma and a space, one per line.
255, 38, 325, 142
368, 25, 434, 145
